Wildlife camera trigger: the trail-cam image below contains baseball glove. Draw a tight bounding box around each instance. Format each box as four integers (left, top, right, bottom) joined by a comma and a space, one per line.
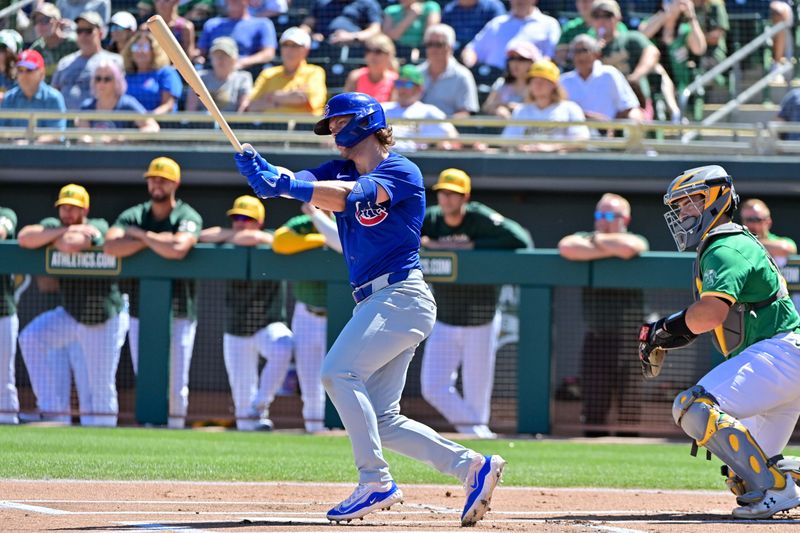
638, 322, 668, 379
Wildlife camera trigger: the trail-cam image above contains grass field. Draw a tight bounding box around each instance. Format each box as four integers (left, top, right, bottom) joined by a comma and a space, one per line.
5, 425, 795, 491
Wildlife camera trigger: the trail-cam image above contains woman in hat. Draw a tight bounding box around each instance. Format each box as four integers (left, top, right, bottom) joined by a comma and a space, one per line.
501, 59, 590, 151
482, 40, 541, 118
343, 33, 398, 103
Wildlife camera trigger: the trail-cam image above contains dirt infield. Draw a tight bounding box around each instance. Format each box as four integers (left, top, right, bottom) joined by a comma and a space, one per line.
2, 480, 800, 532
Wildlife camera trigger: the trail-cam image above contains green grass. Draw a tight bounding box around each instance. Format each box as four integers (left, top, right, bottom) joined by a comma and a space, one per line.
1, 426, 794, 490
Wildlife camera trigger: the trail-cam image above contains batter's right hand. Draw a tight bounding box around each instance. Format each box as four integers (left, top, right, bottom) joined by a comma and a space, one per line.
235, 143, 274, 177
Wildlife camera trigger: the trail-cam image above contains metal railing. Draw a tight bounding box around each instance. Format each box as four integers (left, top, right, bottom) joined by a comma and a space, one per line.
2, 109, 796, 154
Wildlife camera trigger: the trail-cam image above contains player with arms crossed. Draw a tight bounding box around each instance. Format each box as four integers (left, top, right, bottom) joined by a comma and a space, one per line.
640, 165, 800, 519
234, 92, 505, 526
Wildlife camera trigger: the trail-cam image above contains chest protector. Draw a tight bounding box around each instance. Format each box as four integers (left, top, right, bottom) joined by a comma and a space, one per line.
693, 223, 789, 356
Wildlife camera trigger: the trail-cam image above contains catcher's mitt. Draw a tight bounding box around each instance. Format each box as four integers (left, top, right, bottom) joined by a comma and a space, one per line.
638, 322, 667, 379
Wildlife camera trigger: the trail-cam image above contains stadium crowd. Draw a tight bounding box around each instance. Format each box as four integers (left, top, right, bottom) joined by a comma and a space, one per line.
0, 0, 798, 149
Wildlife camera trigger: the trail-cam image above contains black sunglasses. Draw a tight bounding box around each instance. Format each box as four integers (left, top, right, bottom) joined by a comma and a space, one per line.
94, 75, 114, 82
76, 27, 95, 35
231, 214, 256, 222
743, 216, 768, 223
424, 41, 447, 48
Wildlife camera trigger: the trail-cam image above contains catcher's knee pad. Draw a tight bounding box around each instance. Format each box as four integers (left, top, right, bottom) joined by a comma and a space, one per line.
672, 385, 786, 494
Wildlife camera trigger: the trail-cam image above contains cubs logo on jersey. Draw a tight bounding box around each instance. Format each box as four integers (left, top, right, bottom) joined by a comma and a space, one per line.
355, 201, 388, 227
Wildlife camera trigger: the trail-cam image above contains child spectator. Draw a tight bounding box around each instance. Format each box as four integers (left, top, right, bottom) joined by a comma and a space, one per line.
482, 40, 540, 117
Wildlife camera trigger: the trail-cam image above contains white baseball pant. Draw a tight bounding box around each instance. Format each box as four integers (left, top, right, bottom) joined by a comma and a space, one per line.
128, 316, 196, 429
421, 311, 501, 430
321, 274, 480, 485
0, 314, 19, 424
291, 303, 327, 432
223, 322, 293, 430
18, 306, 129, 426
698, 330, 800, 456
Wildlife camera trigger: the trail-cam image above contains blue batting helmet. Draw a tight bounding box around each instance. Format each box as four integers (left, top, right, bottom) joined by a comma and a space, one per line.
314, 92, 387, 148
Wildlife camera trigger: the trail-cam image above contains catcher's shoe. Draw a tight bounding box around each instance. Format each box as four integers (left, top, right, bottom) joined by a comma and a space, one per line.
461, 454, 506, 527
732, 474, 800, 519
327, 481, 403, 522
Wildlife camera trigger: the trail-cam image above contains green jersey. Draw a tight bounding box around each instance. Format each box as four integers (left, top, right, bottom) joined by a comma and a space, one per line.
30, 36, 79, 82
225, 280, 287, 336
698, 231, 800, 357
560, 17, 627, 45
695, 0, 728, 63
40, 217, 124, 324
283, 214, 328, 309
0, 207, 17, 317
601, 30, 653, 100
422, 202, 532, 326
112, 200, 202, 319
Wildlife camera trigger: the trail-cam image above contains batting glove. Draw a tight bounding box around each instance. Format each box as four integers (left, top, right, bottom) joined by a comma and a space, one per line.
247, 170, 290, 199
234, 145, 277, 178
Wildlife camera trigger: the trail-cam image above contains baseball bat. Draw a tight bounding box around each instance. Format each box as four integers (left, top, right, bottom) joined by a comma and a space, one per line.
146, 15, 243, 153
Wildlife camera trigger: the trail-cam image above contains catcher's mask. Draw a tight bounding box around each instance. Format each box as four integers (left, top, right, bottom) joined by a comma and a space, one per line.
663, 165, 739, 251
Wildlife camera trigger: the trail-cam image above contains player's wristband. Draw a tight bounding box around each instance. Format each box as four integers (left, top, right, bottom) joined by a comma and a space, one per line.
663, 309, 694, 337
287, 179, 314, 203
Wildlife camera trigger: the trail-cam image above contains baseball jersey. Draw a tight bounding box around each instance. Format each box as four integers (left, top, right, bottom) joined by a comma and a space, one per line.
698, 231, 800, 357
281, 214, 327, 308
111, 200, 202, 320
39, 217, 124, 324
224, 280, 287, 336
0, 207, 17, 318
422, 202, 532, 326
307, 152, 424, 288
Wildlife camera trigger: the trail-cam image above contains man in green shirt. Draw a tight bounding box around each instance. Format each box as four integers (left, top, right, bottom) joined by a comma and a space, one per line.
200, 195, 292, 431
419, 169, 531, 439
556, 0, 627, 67
104, 157, 202, 429
17, 184, 128, 427
29, 3, 78, 82
0, 207, 19, 424
272, 203, 342, 433
559, 193, 648, 436
640, 165, 800, 519
740, 198, 797, 266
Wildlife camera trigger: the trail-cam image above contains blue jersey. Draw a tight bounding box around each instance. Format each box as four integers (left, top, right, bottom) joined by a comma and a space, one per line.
307, 152, 424, 287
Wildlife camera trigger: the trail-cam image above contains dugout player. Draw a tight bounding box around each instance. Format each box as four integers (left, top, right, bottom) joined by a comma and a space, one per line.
18, 184, 129, 426
104, 157, 202, 429
559, 193, 648, 436
200, 195, 293, 431
234, 92, 506, 526
0, 207, 20, 424
420, 169, 531, 439
640, 165, 800, 519
272, 203, 342, 433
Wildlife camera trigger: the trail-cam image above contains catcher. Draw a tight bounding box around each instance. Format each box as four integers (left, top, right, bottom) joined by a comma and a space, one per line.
640, 165, 800, 519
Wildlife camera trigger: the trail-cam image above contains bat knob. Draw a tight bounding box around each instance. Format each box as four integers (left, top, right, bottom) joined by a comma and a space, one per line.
241, 142, 255, 158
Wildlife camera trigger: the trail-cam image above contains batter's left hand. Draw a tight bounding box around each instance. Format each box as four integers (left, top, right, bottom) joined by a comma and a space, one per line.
248, 170, 290, 199
235, 144, 275, 177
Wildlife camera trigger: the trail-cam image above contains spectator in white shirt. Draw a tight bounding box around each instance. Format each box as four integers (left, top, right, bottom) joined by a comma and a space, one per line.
559, 34, 644, 122
501, 59, 589, 152
382, 64, 458, 151
461, 0, 560, 69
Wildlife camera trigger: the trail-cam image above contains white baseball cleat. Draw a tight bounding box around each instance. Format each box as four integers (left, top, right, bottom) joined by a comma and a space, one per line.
732, 474, 800, 519
461, 454, 506, 527
327, 481, 403, 523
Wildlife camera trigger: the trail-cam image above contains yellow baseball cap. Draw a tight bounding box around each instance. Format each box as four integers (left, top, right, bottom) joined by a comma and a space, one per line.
144, 156, 181, 182
226, 195, 265, 223
527, 59, 560, 84
432, 168, 471, 195
54, 183, 90, 209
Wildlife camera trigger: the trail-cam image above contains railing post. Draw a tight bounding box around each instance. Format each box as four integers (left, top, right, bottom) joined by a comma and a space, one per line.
136, 278, 172, 425
517, 285, 551, 434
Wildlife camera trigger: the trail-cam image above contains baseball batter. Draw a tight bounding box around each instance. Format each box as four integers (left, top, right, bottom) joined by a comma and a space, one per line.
18, 184, 129, 426
272, 204, 342, 433
234, 92, 505, 526
104, 157, 202, 429
639, 165, 800, 519
420, 169, 532, 439
200, 195, 293, 431
0, 207, 19, 424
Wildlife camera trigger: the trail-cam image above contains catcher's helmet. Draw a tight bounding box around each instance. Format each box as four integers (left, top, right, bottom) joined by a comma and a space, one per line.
663, 165, 739, 251
314, 92, 387, 148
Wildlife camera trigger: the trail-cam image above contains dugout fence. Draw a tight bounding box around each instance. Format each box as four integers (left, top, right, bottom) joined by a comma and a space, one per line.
2, 243, 799, 437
